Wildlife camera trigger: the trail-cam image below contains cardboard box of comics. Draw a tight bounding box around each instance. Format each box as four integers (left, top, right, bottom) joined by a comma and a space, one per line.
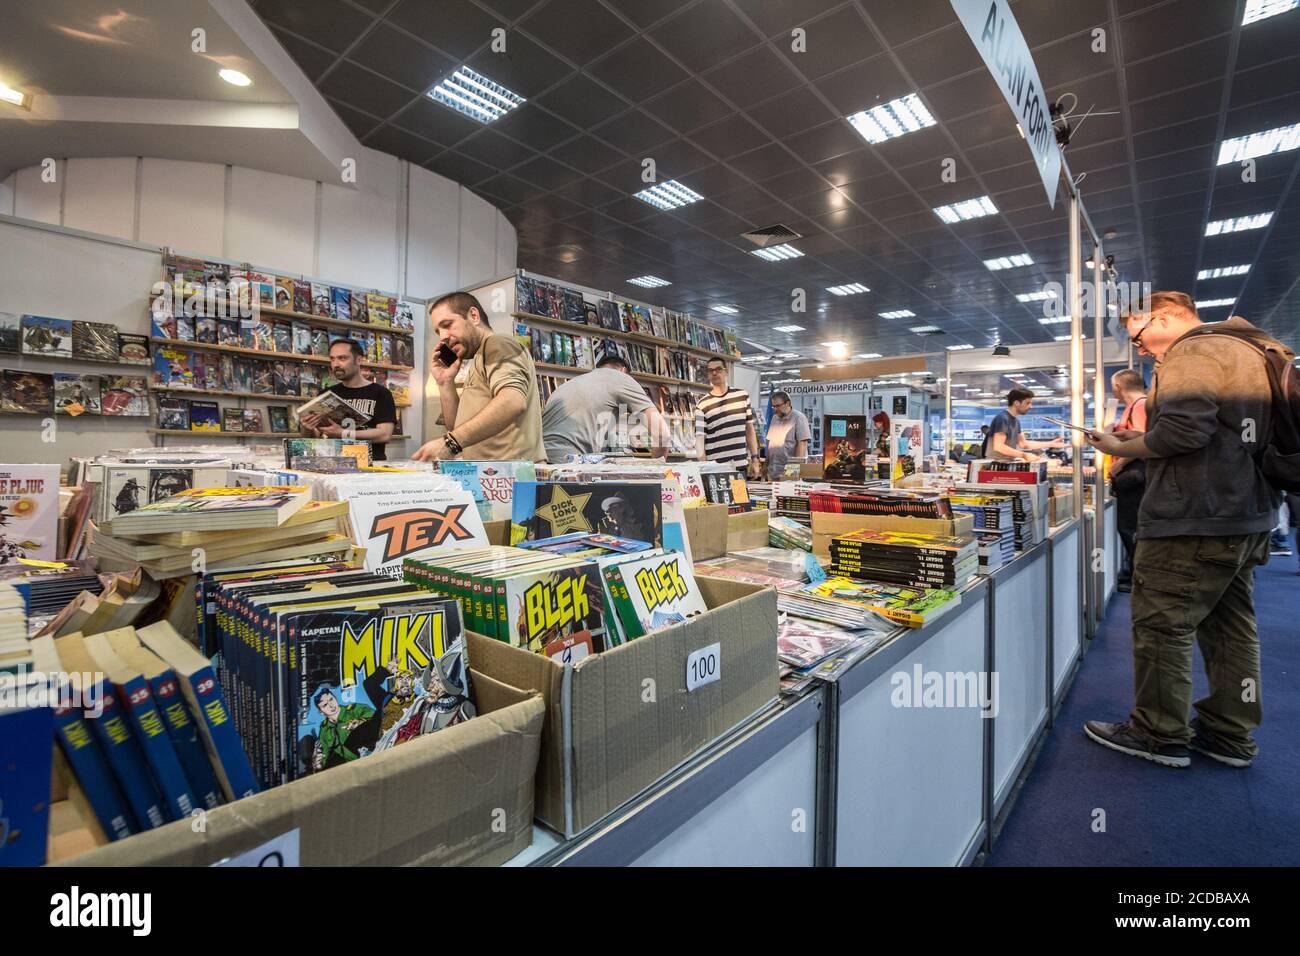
52, 671, 544, 867
682, 503, 728, 559
466, 576, 778, 838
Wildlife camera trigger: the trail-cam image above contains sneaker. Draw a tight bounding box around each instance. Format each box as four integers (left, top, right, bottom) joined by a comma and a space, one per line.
1270, 548, 1293, 556
1083, 720, 1190, 768
1188, 722, 1254, 768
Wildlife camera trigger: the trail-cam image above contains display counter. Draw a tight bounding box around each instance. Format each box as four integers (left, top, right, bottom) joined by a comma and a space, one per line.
510, 531, 1101, 867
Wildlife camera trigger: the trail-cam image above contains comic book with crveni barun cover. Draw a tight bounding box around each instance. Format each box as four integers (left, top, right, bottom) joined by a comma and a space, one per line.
290, 596, 472, 778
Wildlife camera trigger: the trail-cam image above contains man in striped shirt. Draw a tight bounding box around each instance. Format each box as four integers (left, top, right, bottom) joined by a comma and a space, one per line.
695, 357, 760, 478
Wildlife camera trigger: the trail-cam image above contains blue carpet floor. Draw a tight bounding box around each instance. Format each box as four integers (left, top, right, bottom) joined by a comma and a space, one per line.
987, 543, 1300, 866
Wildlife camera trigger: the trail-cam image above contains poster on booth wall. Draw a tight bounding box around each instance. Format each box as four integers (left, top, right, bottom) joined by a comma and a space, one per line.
890, 419, 923, 485
823, 415, 868, 482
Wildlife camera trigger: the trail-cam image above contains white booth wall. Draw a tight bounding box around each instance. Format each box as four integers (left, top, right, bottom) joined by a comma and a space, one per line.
0, 152, 517, 462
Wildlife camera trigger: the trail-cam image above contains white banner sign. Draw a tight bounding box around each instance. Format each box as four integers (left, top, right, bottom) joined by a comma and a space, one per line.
779, 380, 877, 396
950, 0, 1061, 207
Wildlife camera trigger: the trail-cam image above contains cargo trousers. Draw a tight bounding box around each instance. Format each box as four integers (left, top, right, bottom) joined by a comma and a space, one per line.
1129, 532, 1270, 759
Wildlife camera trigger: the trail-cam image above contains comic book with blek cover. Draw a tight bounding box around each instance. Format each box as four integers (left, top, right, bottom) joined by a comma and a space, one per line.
513, 481, 662, 548
293, 596, 472, 777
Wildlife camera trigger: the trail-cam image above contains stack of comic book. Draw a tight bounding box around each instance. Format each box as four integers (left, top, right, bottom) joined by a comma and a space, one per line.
799, 576, 962, 629
828, 528, 978, 589
975, 528, 1016, 573
202, 562, 471, 790
948, 493, 1015, 531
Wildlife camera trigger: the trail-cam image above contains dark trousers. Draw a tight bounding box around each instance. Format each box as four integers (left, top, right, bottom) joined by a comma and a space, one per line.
1129, 532, 1270, 758
1111, 463, 1145, 586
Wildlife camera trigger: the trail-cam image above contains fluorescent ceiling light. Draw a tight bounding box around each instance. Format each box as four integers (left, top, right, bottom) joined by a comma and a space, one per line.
909, 325, 942, 333
825, 343, 849, 359
1243, 0, 1298, 25
933, 196, 998, 224
847, 93, 937, 144
1055, 334, 1089, 341
1017, 290, 1057, 302
1217, 122, 1300, 164
820, 340, 846, 348
634, 179, 704, 210
0, 83, 31, 109
751, 243, 804, 261
983, 254, 1034, 271
429, 66, 525, 125
1038, 316, 1073, 325
856, 352, 882, 359
742, 355, 770, 362
1198, 265, 1250, 279
218, 69, 252, 87
627, 275, 671, 288
773, 325, 804, 333
1196, 298, 1236, 308
828, 283, 870, 296
1205, 213, 1273, 235
879, 309, 915, 319
946, 344, 974, 351
710, 304, 739, 314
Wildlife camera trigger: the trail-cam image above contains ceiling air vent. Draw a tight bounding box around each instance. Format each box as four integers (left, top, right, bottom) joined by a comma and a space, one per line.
742, 223, 802, 247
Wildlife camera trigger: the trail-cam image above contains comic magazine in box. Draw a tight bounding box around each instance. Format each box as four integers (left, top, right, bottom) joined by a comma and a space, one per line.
0, 464, 59, 562
291, 596, 472, 778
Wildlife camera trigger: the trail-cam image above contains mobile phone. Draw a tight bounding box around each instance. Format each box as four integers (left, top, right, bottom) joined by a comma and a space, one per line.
435, 342, 458, 367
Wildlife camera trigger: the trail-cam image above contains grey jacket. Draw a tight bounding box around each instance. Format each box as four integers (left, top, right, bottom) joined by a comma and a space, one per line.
1139, 317, 1289, 539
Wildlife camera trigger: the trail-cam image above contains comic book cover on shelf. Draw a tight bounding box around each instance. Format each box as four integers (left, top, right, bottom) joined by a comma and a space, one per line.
822, 415, 868, 481
20, 314, 72, 357
189, 400, 221, 432
332, 287, 352, 322
194, 351, 223, 391
72, 321, 120, 362
218, 319, 240, 347
311, 327, 330, 357
272, 322, 293, 355
100, 375, 150, 417
232, 358, 252, 393
292, 322, 312, 355
890, 419, 923, 484
291, 280, 311, 315
251, 360, 274, 394
245, 272, 276, 309
153, 346, 194, 388
366, 293, 392, 326
54, 373, 101, 415
195, 316, 218, 345
512, 481, 663, 548
242, 408, 264, 433
267, 405, 290, 433
292, 595, 471, 777
222, 407, 244, 432
156, 397, 190, 431
151, 300, 177, 339
174, 316, 195, 342
394, 300, 416, 332
1, 370, 54, 414
0, 312, 20, 353
0, 464, 60, 562
310, 283, 333, 318
220, 353, 236, 390
272, 277, 292, 311
299, 363, 320, 397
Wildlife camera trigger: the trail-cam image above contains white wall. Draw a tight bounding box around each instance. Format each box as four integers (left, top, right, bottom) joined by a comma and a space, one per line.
0, 154, 518, 465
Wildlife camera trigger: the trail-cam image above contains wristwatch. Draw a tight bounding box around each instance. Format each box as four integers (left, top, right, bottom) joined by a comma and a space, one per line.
443, 431, 462, 456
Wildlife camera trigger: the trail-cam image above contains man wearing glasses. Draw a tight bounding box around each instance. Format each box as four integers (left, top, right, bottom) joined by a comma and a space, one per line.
695, 357, 760, 479
1083, 291, 1289, 770
764, 390, 811, 479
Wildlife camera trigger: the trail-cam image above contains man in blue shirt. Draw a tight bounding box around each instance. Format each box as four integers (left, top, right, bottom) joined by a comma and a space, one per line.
987, 388, 1064, 461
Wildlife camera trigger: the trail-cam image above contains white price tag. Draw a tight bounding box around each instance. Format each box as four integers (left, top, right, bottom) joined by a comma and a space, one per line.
686, 642, 721, 692
213, 828, 300, 867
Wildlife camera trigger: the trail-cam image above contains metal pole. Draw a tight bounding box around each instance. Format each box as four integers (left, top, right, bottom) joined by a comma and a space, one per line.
1069, 194, 1088, 641
1093, 250, 1107, 630
945, 352, 953, 466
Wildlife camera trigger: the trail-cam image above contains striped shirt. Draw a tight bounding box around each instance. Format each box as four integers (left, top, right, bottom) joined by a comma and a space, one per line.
695, 387, 754, 468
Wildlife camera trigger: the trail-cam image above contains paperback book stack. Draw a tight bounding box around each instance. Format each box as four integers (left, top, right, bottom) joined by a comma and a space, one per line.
828, 528, 978, 589
801, 576, 963, 629
201, 564, 471, 792
975, 529, 1016, 573
94, 487, 355, 579
966, 458, 1049, 485
769, 515, 814, 551
956, 484, 1041, 551
808, 488, 952, 519
948, 493, 1014, 530
0, 579, 26, 671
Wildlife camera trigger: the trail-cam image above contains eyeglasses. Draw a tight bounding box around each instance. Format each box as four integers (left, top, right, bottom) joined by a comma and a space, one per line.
1129, 316, 1155, 349
707, 365, 726, 373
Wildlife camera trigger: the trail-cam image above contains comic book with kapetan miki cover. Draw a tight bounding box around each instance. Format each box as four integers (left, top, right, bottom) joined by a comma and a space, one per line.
291, 595, 471, 778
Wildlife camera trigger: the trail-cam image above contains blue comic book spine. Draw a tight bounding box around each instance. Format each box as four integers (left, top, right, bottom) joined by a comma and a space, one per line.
146, 669, 224, 810
51, 702, 137, 841
182, 660, 258, 801
114, 673, 198, 822
88, 678, 168, 830
0, 704, 55, 866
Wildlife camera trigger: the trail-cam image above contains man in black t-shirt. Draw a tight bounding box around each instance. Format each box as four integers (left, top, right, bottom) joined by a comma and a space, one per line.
299, 338, 397, 460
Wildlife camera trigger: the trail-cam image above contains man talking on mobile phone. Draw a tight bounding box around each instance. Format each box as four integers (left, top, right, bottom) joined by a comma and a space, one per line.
413, 292, 545, 463
299, 338, 397, 460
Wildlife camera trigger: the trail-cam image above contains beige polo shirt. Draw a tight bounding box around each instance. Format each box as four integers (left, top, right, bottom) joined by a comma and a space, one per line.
453, 332, 545, 461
